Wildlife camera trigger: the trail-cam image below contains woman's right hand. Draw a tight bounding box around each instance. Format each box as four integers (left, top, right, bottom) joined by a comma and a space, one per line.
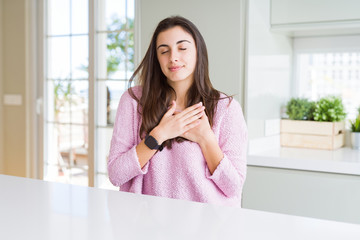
150, 101, 205, 144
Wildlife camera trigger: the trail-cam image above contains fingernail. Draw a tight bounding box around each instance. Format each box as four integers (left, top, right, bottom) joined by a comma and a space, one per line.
198, 102, 203, 106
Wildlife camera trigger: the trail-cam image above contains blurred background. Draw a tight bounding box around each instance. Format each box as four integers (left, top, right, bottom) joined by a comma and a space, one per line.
1, 0, 360, 225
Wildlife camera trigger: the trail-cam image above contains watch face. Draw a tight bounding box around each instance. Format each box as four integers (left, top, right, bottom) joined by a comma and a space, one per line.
145, 135, 159, 150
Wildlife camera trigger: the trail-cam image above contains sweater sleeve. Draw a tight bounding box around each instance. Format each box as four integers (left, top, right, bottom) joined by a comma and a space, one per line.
107, 89, 149, 187
205, 99, 248, 198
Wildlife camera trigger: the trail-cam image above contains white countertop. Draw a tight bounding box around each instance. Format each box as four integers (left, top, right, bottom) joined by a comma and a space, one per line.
0, 174, 360, 239
248, 147, 360, 175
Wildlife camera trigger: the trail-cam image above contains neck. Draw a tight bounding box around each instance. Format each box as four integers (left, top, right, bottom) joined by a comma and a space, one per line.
168, 79, 193, 111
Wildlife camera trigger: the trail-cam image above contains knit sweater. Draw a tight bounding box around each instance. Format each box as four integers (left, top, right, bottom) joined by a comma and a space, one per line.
108, 86, 248, 207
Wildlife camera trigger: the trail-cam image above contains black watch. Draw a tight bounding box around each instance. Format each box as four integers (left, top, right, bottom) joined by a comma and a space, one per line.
144, 135, 163, 151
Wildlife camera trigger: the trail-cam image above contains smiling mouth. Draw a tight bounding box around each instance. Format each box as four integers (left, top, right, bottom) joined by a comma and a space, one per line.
169, 66, 183, 72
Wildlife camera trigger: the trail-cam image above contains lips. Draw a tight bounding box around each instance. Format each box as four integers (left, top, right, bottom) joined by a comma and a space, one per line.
169, 65, 183, 72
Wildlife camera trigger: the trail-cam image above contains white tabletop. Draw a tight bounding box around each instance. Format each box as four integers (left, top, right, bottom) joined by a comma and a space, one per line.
0, 174, 359, 240
248, 147, 360, 175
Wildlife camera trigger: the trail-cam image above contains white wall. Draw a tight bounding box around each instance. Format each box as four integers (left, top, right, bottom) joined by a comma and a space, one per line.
246, 0, 292, 140
138, 0, 247, 105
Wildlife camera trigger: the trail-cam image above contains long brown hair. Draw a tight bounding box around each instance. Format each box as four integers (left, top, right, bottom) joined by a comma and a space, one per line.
128, 16, 229, 148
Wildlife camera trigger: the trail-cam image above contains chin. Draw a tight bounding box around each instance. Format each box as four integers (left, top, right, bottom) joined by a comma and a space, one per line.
168, 78, 188, 83
167, 74, 192, 82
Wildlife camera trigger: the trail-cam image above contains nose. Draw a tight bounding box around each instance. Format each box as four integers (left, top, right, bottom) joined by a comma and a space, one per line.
170, 50, 179, 63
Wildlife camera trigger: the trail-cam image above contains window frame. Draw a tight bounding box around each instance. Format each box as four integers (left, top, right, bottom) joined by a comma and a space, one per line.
293, 35, 360, 120
37, 0, 139, 187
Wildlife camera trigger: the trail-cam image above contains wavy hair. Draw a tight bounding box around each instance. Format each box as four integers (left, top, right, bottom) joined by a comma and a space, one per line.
128, 16, 230, 148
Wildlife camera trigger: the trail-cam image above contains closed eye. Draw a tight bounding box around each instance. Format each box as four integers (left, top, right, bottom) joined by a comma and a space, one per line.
161, 50, 169, 54
179, 48, 187, 51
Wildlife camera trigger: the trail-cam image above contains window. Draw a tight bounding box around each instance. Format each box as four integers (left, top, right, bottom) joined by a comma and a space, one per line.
294, 35, 360, 120
95, 0, 135, 188
43, 0, 135, 188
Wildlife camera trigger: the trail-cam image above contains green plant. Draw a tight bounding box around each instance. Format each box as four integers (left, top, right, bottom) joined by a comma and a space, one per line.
106, 17, 134, 77
313, 96, 346, 122
54, 80, 75, 118
77, 16, 134, 124
286, 98, 316, 120
78, 17, 134, 77
349, 107, 360, 132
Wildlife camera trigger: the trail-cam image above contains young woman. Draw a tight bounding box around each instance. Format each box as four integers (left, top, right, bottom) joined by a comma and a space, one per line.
108, 16, 248, 207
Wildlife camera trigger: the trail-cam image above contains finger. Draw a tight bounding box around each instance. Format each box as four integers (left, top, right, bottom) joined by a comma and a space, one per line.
176, 104, 204, 119
183, 119, 201, 132
200, 112, 209, 121
183, 110, 205, 125
176, 102, 203, 118
182, 106, 205, 122
164, 101, 176, 117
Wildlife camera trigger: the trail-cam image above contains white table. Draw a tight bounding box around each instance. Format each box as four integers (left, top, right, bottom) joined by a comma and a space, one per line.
0, 174, 359, 240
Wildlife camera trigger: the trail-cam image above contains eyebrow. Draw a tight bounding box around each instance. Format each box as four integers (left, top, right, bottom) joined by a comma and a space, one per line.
157, 40, 191, 50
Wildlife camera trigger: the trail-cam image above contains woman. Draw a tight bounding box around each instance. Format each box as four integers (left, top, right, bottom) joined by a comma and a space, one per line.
108, 16, 247, 207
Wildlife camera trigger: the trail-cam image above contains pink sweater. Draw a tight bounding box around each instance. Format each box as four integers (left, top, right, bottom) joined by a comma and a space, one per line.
108, 86, 248, 207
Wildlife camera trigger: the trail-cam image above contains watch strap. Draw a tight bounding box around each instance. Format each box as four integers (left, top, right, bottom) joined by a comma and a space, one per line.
144, 135, 163, 151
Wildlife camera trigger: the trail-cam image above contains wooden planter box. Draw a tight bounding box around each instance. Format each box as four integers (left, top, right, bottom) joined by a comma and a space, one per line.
280, 119, 345, 150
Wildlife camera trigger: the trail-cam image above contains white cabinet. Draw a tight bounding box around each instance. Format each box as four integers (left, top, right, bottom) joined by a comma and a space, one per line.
271, 0, 360, 25
242, 166, 360, 224
270, 0, 360, 36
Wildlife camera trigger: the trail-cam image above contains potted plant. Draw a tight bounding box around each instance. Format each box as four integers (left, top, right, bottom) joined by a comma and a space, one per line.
286, 98, 315, 120
313, 96, 347, 122
281, 96, 346, 150
349, 107, 360, 150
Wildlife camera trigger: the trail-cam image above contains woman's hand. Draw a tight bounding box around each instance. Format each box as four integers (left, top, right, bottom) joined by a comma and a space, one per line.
180, 111, 214, 144
181, 108, 223, 174
150, 101, 205, 143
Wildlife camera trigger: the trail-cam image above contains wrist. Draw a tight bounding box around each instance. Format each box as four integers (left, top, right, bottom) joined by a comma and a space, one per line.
198, 131, 216, 148
149, 127, 166, 144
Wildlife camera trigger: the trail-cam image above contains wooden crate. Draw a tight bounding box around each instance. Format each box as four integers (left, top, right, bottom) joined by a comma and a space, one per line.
280, 119, 345, 150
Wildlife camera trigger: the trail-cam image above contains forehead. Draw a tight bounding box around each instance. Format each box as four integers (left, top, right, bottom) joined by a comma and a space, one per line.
156, 26, 195, 46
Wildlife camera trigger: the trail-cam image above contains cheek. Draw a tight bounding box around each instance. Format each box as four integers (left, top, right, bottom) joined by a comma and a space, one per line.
158, 56, 167, 69
187, 51, 197, 69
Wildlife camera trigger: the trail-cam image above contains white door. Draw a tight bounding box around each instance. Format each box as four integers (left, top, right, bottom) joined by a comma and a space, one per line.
42, 0, 135, 188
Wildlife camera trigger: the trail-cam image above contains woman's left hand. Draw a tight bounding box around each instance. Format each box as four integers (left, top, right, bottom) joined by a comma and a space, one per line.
180, 109, 224, 175
180, 112, 213, 144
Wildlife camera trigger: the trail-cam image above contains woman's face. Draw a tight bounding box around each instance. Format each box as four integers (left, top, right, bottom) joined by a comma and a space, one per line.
156, 26, 197, 86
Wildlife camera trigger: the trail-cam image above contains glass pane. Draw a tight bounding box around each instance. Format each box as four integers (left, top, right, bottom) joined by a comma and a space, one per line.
48, 80, 73, 124
298, 52, 360, 120
97, 173, 118, 190
46, 80, 56, 123
48, 37, 70, 79
97, 80, 127, 126
96, 127, 113, 173
45, 122, 88, 186
97, 0, 126, 31
44, 123, 70, 182
127, 0, 135, 22
71, 81, 88, 124
70, 124, 88, 168
72, 36, 89, 79
127, 30, 135, 72
109, 80, 128, 124
97, 32, 134, 79
48, 0, 70, 35
72, 0, 89, 34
